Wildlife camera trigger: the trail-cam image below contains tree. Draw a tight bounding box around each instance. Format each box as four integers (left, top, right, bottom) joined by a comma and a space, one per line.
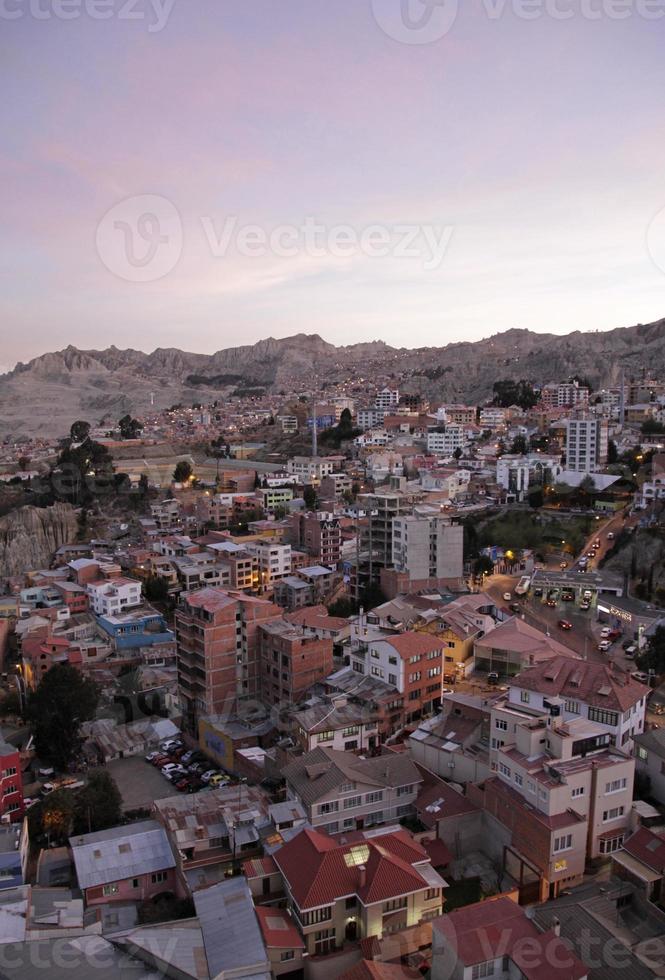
607, 439, 618, 465
492, 380, 539, 410
637, 625, 665, 675
138, 473, 150, 497
473, 555, 495, 578
40, 789, 76, 842
642, 418, 665, 435
510, 435, 528, 455
144, 575, 170, 603
53, 439, 114, 504
303, 485, 317, 510
17, 455, 31, 471
327, 596, 355, 618
73, 771, 122, 834
173, 460, 193, 483
27, 665, 100, 771
253, 471, 261, 489
453, 447, 463, 460
119, 414, 143, 440
70, 420, 91, 443
578, 475, 596, 496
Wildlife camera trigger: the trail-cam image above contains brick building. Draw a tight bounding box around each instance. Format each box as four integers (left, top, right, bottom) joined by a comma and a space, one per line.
175, 588, 283, 732
258, 620, 334, 707
0, 741, 23, 823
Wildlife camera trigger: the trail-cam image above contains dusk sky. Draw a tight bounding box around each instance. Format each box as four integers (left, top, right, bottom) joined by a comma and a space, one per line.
2, 0, 665, 370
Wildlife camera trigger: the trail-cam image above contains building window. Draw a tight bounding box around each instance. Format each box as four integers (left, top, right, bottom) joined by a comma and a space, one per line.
132, 878, 139, 888
341, 728, 359, 738
280, 951, 295, 962
600, 835, 624, 854
343, 796, 362, 810
553, 834, 572, 853
602, 806, 625, 822
339, 782, 356, 793
571, 786, 585, 798
317, 731, 334, 743
605, 778, 627, 794
520, 691, 530, 703
499, 763, 511, 778
365, 791, 383, 804
589, 707, 619, 727
424, 888, 439, 901
397, 784, 414, 797
495, 719, 508, 731
103, 883, 119, 896
151, 871, 168, 884
302, 907, 332, 926
514, 773, 523, 787
313, 928, 336, 954
318, 801, 339, 815
383, 897, 408, 912
471, 962, 495, 979
565, 700, 580, 714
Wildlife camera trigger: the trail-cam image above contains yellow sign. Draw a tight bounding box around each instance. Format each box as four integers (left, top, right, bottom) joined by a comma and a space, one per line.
553, 859, 567, 873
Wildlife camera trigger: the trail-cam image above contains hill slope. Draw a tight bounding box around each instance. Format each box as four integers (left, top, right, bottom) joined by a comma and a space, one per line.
2, 319, 664, 438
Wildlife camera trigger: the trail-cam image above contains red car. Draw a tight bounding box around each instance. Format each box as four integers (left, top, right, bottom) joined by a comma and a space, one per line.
558, 619, 573, 630
546, 598, 557, 608
151, 755, 170, 767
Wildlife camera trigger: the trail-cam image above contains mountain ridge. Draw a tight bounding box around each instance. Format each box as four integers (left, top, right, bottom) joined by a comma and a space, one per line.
3, 318, 664, 438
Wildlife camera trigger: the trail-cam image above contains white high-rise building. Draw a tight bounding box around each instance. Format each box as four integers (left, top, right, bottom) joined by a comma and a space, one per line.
564, 413, 608, 473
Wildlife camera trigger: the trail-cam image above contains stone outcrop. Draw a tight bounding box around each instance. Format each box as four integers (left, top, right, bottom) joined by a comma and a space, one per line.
0, 503, 78, 579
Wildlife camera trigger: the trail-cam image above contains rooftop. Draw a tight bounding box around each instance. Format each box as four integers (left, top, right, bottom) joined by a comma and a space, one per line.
69, 819, 175, 890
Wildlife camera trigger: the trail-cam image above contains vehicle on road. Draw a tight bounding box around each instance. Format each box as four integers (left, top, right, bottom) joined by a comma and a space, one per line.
561, 591, 574, 602
598, 639, 612, 652
200, 770, 219, 783
624, 646, 637, 659
558, 619, 573, 630
632, 671, 649, 684
600, 627, 612, 638
515, 576, 531, 596
510, 602, 521, 613
546, 598, 557, 607
503, 592, 512, 601
533, 587, 543, 597
607, 531, 615, 540
145, 751, 161, 763
560, 561, 568, 570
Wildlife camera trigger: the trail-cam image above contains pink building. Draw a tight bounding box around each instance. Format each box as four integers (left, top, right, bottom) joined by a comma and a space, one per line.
70, 819, 176, 907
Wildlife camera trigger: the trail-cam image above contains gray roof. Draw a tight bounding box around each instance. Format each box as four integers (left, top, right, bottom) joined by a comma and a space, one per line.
0, 936, 156, 980
283, 746, 422, 806
633, 727, 665, 757
194, 878, 270, 980
69, 820, 175, 891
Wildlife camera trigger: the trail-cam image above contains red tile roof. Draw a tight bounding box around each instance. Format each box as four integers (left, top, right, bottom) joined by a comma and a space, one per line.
513, 656, 648, 712
433, 897, 587, 979
339, 961, 422, 980
274, 827, 431, 910
382, 632, 447, 659
622, 827, 665, 873
255, 906, 305, 950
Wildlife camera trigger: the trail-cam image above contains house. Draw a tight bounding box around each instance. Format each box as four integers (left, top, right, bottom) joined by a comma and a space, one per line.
255, 906, 306, 977
269, 826, 446, 955
284, 604, 351, 644
282, 746, 422, 833
0, 740, 24, 823
634, 727, 665, 804
474, 619, 583, 677
408, 693, 496, 784
69, 820, 176, 906
508, 656, 649, 750
431, 895, 588, 980
291, 695, 380, 753
612, 826, 665, 904
0, 821, 29, 890
86, 577, 142, 616
257, 619, 334, 706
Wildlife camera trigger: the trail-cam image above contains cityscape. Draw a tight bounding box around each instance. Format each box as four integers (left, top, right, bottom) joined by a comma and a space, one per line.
3, 3, 665, 980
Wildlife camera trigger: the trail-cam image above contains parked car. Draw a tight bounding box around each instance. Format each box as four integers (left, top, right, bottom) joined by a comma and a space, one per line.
561, 592, 574, 602
600, 627, 612, 638
624, 646, 637, 659
598, 639, 612, 652
160, 739, 182, 752
608, 628, 622, 641
487, 672, 500, 685
152, 755, 171, 767
158, 760, 181, 772
145, 751, 161, 763
188, 762, 207, 775
579, 601, 590, 611
558, 619, 573, 630
200, 770, 219, 783
180, 750, 196, 765
208, 773, 230, 787
632, 671, 649, 684
510, 602, 521, 613
163, 766, 188, 781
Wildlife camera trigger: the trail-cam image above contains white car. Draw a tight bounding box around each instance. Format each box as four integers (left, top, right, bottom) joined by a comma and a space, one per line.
503, 592, 512, 601
600, 627, 612, 638
598, 639, 612, 652
145, 751, 161, 763
200, 770, 219, 784
161, 763, 184, 776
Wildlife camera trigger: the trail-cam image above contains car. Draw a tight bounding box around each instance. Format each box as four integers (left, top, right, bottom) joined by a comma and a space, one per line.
180, 750, 195, 764
186, 778, 204, 793
546, 598, 557, 608
208, 773, 230, 787
558, 619, 573, 630
560, 561, 568, 570
200, 770, 219, 783
561, 592, 574, 602
159, 762, 182, 774
23, 797, 38, 809
594, 538, 601, 547
163, 767, 188, 782
503, 592, 512, 601
533, 588, 543, 597
598, 639, 612, 652
586, 552, 594, 559
607, 531, 615, 540
152, 755, 171, 767
160, 739, 182, 752
624, 646, 637, 659
632, 671, 649, 684
188, 762, 207, 775
600, 627, 612, 638
510, 602, 521, 613
579, 601, 590, 611
174, 777, 194, 792
145, 751, 161, 763
487, 672, 500, 685
608, 628, 622, 641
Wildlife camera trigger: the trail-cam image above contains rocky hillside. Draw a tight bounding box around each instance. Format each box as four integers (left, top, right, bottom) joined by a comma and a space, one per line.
1, 318, 664, 438
0, 503, 78, 579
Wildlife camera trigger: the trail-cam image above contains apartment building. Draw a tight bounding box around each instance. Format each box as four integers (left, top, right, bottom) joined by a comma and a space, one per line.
564, 412, 609, 473
359, 483, 423, 572
391, 514, 464, 583
0, 741, 23, 822
479, 407, 506, 429
257, 619, 333, 706
292, 695, 379, 753
283, 746, 422, 833
496, 455, 530, 499
347, 631, 449, 721
507, 656, 648, 750
426, 424, 466, 455
87, 577, 142, 617
290, 512, 342, 567
357, 408, 386, 430
246, 540, 292, 586
441, 404, 476, 425
375, 387, 400, 410
286, 457, 334, 482
150, 498, 182, 532
541, 381, 590, 411
175, 588, 283, 732
483, 697, 635, 898
268, 825, 444, 956
255, 486, 293, 516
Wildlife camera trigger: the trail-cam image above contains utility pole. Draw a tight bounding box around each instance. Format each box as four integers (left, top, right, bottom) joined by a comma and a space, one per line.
311, 403, 317, 458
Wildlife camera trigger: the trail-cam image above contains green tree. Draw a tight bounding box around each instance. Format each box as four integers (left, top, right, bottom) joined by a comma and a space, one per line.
119, 414, 143, 439
637, 626, 665, 675
40, 789, 76, 842
474, 555, 495, 578
144, 575, 169, 603
492, 380, 540, 410
510, 435, 528, 455
53, 439, 114, 504
453, 447, 463, 460
70, 420, 91, 443
27, 665, 100, 771
73, 771, 122, 835
642, 419, 665, 435
173, 460, 193, 483
303, 485, 317, 510
327, 596, 355, 618
607, 439, 618, 464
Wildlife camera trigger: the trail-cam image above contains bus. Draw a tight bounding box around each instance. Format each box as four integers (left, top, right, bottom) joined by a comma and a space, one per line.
515, 575, 531, 596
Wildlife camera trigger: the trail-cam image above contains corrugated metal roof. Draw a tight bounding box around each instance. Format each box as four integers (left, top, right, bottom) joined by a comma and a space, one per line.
69, 820, 175, 891
194, 878, 270, 979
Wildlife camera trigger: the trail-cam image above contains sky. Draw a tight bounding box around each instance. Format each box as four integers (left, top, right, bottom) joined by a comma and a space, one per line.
2, 0, 665, 371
